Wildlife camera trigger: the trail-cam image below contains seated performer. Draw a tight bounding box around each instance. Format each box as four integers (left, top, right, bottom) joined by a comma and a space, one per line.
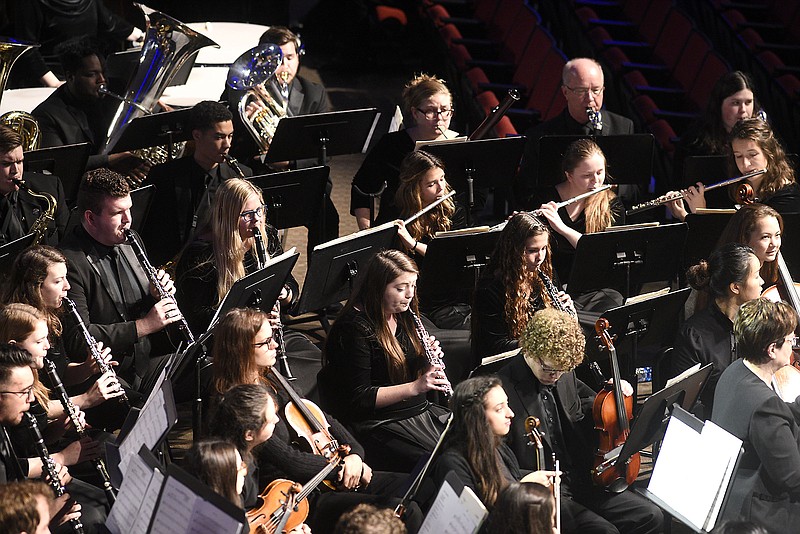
668, 118, 800, 219
58, 169, 182, 392
0, 480, 55, 534
472, 213, 574, 362
351, 74, 459, 230
425, 376, 554, 510
498, 308, 663, 534
0, 126, 69, 247
392, 150, 468, 329
671, 243, 763, 418
320, 249, 451, 472
717, 203, 782, 287
712, 298, 800, 532
175, 178, 319, 395
484, 482, 557, 534
142, 100, 252, 267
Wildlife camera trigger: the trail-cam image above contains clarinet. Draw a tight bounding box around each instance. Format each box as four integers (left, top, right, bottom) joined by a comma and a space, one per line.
62, 297, 130, 408
42, 359, 116, 505
409, 310, 452, 396
224, 154, 247, 179
538, 270, 577, 318
26, 412, 85, 534
123, 229, 196, 345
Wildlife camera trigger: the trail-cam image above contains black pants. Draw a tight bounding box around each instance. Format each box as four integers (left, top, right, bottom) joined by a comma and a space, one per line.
561, 485, 664, 534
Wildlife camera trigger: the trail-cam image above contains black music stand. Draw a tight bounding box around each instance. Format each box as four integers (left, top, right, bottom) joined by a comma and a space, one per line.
24, 143, 91, 207
105, 108, 194, 159
0, 232, 36, 278
537, 134, 655, 188
248, 166, 328, 230
293, 222, 398, 331
684, 212, 735, 271
63, 183, 157, 237
683, 155, 731, 209
418, 229, 501, 313
419, 137, 526, 225
780, 213, 800, 279
567, 223, 688, 299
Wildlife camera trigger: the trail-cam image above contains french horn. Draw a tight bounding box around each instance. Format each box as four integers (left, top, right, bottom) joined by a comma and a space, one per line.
0, 39, 41, 151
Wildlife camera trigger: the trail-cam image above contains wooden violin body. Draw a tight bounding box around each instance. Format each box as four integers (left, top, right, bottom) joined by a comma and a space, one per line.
284, 398, 338, 458
591, 319, 640, 493
764, 251, 800, 400
247, 480, 305, 534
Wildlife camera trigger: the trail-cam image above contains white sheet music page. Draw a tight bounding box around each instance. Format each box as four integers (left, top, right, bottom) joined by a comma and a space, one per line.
105, 452, 163, 534
418, 478, 487, 534
149, 476, 244, 534
118, 385, 169, 478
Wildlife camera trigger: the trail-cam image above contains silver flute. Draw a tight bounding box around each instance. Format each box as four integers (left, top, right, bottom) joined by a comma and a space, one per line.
123, 229, 196, 345
26, 412, 85, 534
410, 310, 452, 396
62, 297, 130, 408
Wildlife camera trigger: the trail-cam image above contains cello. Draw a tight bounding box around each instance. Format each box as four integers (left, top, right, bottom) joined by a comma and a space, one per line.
591, 318, 640, 493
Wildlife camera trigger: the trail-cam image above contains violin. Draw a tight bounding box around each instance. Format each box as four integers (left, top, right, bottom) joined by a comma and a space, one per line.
246, 444, 350, 534
591, 318, 640, 493
763, 251, 800, 399
524, 416, 545, 471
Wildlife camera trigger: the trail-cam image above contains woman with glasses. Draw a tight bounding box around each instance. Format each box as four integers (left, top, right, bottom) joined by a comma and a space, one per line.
711, 298, 800, 532
351, 74, 460, 230
671, 243, 764, 418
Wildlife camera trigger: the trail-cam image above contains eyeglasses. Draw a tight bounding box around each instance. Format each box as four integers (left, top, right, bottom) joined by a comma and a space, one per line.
0, 385, 34, 399
254, 337, 274, 348
564, 86, 604, 97
415, 107, 454, 120
240, 205, 267, 222
776, 335, 800, 351
537, 357, 567, 375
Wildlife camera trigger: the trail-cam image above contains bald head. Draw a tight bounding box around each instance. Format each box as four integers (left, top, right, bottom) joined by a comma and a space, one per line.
561, 58, 605, 124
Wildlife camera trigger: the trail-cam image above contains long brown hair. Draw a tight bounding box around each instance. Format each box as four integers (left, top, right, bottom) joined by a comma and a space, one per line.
728, 119, 796, 201
337, 250, 424, 383
561, 138, 616, 233
394, 150, 455, 240
211, 179, 268, 305
444, 376, 507, 508
0, 304, 51, 407
184, 439, 241, 505
485, 213, 553, 339
717, 203, 782, 286
1, 245, 67, 340
212, 307, 270, 395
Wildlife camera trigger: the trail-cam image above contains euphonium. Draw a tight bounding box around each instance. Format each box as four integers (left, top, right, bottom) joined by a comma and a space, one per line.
100, 11, 218, 154
11, 178, 56, 245
227, 43, 286, 154
0, 39, 41, 151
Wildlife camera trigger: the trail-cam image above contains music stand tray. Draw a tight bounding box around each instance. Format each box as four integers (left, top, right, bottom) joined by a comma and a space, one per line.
248, 166, 329, 230
24, 143, 91, 207
0, 232, 36, 274
295, 222, 399, 315
106, 108, 194, 156
265, 108, 380, 164
567, 223, 688, 299
537, 134, 655, 187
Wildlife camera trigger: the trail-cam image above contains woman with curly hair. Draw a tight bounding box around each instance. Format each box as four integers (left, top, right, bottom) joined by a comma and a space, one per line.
351, 74, 460, 230
472, 213, 574, 361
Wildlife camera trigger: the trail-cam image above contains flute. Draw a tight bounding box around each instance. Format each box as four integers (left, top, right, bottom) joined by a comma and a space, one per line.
26, 412, 85, 534
403, 190, 456, 226
625, 168, 767, 216
42, 359, 116, 505
492, 185, 611, 231
62, 297, 130, 408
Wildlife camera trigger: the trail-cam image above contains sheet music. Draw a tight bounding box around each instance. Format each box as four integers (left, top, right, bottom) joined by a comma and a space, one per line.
106, 451, 163, 534
703, 421, 743, 529
118, 386, 169, 478
149, 476, 243, 534
419, 477, 487, 534
312, 220, 397, 251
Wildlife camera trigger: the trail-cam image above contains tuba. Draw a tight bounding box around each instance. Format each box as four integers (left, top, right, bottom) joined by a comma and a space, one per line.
100, 12, 218, 155
0, 39, 41, 151
227, 43, 286, 154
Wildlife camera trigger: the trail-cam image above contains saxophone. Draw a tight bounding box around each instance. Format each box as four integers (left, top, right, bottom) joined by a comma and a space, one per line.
12, 178, 56, 245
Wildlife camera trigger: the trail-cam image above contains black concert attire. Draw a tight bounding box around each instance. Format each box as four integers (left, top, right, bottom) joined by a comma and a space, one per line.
320, 307, 450, 473
670, 301, 734, 419
59, 225, 171, 392
11, 0, 133, 85
174, 224, 320, 397
350, 130, 414, 225
762, 182, 800, 215
712, 359, 800, 531
32, 85, 117, 171
0, 172, 69, 246
517, 109, 635, 206
141, 157, 253, 267
498, 354, 663, 534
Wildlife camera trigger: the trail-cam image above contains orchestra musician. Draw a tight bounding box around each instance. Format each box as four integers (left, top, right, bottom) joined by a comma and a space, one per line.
484, 482, 558, 534
184, 439, 249, 509
711, 298, 800, 532
497, 308, 663, 534
424, 375, 555, 510
668, 118, 800, 219
319, 249, 451, 472
717, 203, 782, 287
472, 213, 573, 361
351, 74, 459, 230
0, 479, 55, 534
671, 243, 764, 418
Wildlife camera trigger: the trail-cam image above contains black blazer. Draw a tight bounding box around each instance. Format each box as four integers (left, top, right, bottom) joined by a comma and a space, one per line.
1, 171, 69, 246
141, 157, 252, 267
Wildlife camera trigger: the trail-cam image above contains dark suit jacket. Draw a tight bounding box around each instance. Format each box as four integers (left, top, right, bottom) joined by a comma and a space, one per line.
0, 171, 69, 246
497, 354, 596, 474
141, 157, 253, 267
59, 225, 165, 382
32, 85, 116, 170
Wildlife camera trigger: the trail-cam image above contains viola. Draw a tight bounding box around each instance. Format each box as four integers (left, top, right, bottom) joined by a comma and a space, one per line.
591, 318, 640, 493
762, 251, 800, 398
246, 444, 350, 534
